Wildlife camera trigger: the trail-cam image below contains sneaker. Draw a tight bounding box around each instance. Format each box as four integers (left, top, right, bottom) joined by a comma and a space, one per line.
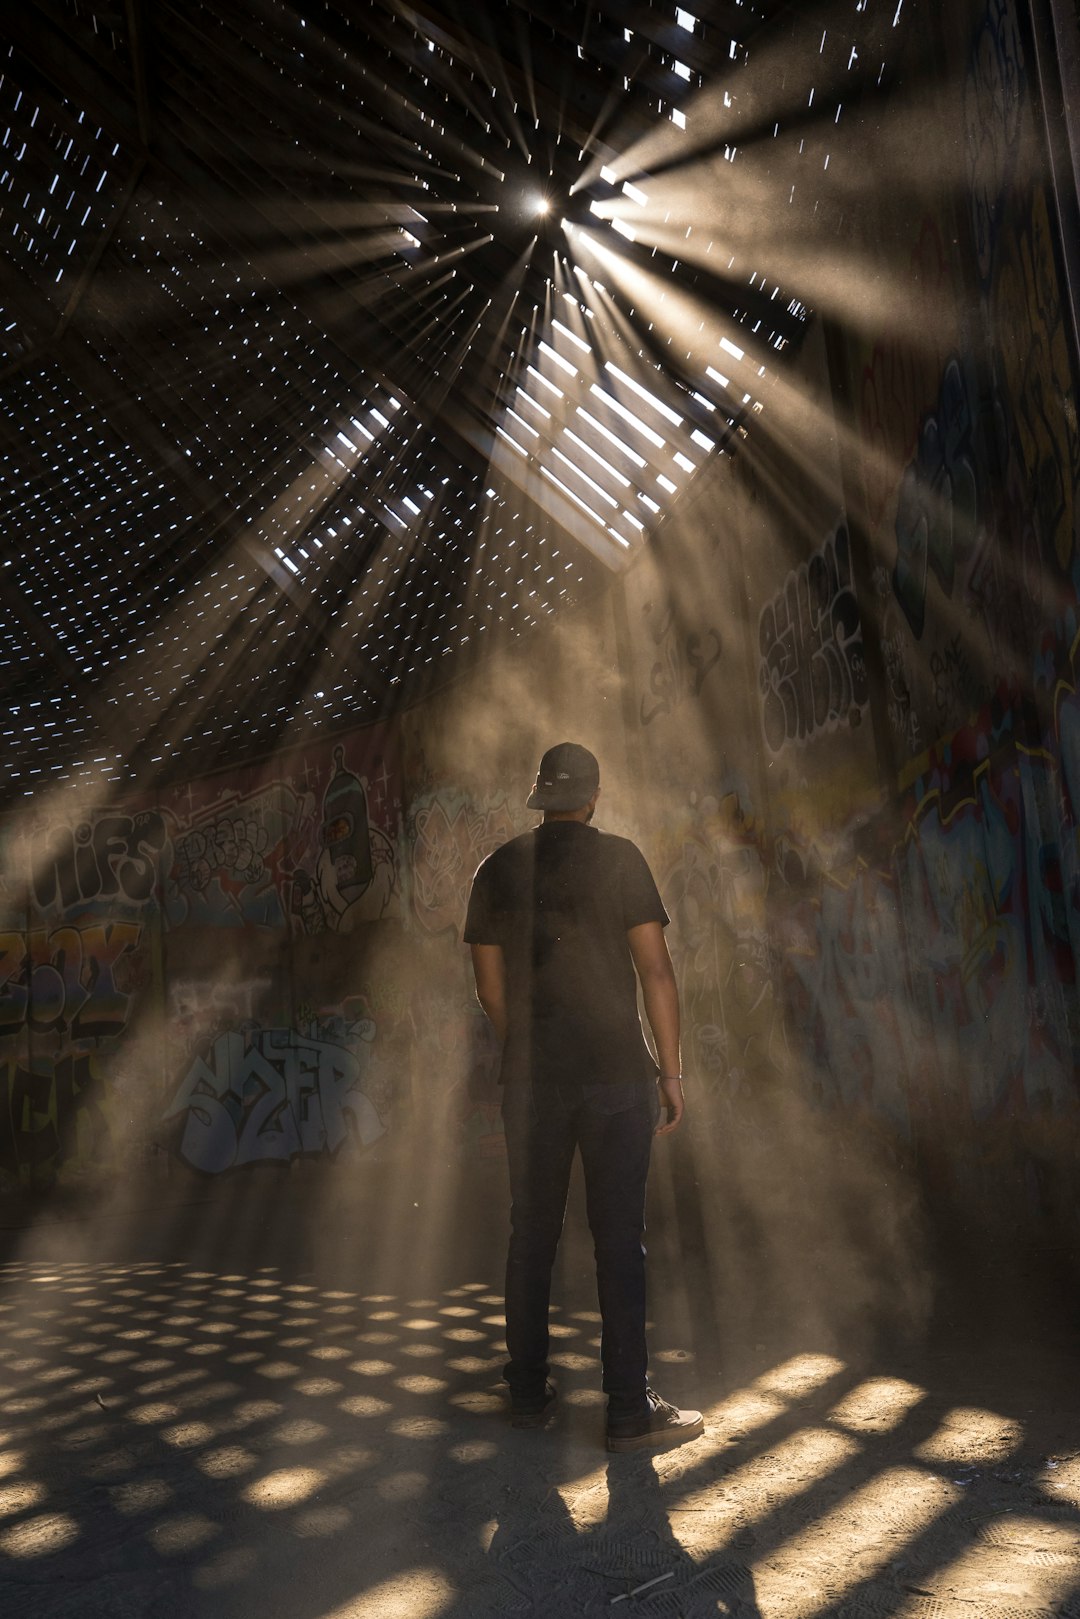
606, 1387, 704, 1453
510, 1380, 557, 1429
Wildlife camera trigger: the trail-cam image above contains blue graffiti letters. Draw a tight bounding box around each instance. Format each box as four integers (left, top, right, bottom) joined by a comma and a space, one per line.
165, 1023, 385, 1173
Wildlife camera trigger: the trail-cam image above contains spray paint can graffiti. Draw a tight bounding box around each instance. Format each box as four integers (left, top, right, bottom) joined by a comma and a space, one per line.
322, 748, 374, 905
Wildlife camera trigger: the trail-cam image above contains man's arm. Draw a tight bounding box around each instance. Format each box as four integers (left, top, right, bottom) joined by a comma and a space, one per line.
470, 943, 508, 1043
627, 920, 684, 1134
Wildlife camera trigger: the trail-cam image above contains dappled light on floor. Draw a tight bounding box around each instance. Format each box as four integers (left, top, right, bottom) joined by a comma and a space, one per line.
1, 1258, 1080, 1616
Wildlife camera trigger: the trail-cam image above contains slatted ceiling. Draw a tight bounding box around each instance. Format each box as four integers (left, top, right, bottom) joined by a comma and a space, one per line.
54, 0, 131, 68
0, 48, 124, 312
0, 305, 33, 365
1, 0, 863, 801
0, 363, 195, 665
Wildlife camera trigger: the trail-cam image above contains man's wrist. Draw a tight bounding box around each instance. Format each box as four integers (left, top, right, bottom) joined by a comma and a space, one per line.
658, 1072, 682, 1083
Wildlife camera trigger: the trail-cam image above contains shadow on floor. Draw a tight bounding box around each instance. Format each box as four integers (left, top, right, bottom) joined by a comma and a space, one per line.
0, 1154, 1079, 1617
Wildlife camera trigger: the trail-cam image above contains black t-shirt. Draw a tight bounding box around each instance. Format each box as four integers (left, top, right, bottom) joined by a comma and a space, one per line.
464, 820, 669, 1085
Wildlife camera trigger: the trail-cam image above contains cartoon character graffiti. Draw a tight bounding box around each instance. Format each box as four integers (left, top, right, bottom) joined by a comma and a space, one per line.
293, 748, 397, 931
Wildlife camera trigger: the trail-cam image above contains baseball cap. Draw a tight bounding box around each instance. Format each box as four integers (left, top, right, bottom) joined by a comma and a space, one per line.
527, 742, 600, 811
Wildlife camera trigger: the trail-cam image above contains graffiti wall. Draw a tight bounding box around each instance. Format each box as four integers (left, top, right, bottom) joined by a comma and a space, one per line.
161, 729, 402, 935
611, 0, 1080, 1231
4, 0, 1079, 1229
758, 520, 869, 754
0, 804, 164, 1191
0, 726, 410, 1191
851, 0, 1080, 767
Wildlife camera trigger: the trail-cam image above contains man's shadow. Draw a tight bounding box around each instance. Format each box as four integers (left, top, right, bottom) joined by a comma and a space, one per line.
439, 1435, 764, 1616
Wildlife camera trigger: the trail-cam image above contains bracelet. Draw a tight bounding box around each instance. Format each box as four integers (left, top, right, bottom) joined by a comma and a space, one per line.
658, 1073, 682, 1083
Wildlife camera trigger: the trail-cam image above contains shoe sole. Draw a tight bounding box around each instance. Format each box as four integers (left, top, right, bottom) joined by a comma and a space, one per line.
511, 1411, 553, 1428
606, 1415, 705, 1453
511, 1399, 556, 1429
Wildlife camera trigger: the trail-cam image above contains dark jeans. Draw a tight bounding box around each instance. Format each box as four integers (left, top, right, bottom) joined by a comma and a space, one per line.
501, 1075, 660, 1420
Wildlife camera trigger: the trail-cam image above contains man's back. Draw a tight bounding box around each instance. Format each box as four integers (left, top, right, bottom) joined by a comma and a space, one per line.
465, 820, 667, 1085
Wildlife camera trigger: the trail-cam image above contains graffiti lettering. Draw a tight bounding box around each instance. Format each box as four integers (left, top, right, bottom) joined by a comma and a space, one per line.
930, 633, 980, 720
758, 523, 868, 752
32, 812, 168, 915
167, 785, 300, 929
0, 1053, 110, 1177
350, 983, 412, 1022
0, 923, 142, 1039
164, 1022, 385, 1173
639, 601, 722, 727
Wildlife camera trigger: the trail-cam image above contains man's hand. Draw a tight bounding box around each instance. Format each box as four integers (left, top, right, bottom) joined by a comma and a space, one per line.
655, 1074, 684, 1135
470, 943, 508, 1043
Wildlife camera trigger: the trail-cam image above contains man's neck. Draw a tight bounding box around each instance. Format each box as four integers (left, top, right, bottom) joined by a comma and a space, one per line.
542, 808, 591, 825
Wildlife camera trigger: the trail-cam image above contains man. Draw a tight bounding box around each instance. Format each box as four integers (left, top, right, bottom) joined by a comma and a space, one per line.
465, 742, 704, 1453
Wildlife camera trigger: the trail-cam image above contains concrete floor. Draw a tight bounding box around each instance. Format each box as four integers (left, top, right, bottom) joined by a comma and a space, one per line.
1, 1154, 1080, 1618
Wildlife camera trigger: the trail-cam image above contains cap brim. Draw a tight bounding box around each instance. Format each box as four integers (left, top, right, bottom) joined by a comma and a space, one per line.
528, 786, 593, 811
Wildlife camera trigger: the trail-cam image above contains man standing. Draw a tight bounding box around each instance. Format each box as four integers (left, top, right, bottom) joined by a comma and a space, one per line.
465, 742, 703, 1453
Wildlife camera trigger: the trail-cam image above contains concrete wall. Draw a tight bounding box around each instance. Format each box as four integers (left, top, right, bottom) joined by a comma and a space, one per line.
613, 0, 1080, 1242
1, 0, 1078, 1264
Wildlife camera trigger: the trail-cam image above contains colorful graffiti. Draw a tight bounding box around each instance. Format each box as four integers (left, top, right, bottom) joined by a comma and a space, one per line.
170, 787, 295, 929
963, 0, 1026, 284
164, 1016, 385, 1174
164, 734, 402, 934
0, 1050, 111, 1177
0, 921, 142, 1040
290, 746, 398, 932
782, 869, 916, 1134
775, 705, 1080, 1147
991, 187, 1078, 591
0, 726, 405, 1189
0, 803, 159, 1190
758, 522, 868, 751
